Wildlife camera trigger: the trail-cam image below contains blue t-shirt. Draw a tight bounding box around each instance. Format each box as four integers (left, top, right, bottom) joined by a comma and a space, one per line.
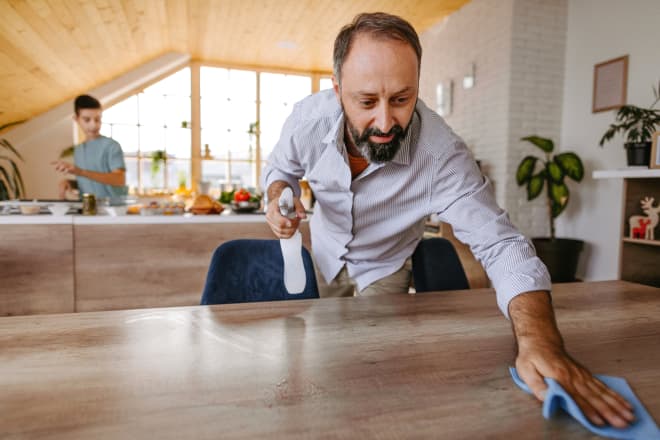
74, 135, 128, 199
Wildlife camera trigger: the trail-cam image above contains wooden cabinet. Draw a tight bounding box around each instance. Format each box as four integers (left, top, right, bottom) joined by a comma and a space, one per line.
0, 224, 74, 316
0, 216, 310, 316
594, 169, 660, 287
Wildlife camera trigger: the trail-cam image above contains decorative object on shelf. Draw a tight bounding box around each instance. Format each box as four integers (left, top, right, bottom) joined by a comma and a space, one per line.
599, 80, 660, 167
435, 80, 453, 117
628, 196, 659, 240
203, 144, 213, 160
462, 63, 476, 90
0, 121, 26, 200
516, 135, 585, 282
592, 55, 628, 113
651, 131, 660, 169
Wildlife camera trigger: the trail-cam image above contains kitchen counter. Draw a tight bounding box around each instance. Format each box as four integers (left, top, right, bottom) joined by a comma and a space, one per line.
0, 212, 269, 224
1, 214, 310, 317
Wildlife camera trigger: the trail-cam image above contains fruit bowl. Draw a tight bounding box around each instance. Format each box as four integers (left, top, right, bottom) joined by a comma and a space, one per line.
230, 200, 261, 213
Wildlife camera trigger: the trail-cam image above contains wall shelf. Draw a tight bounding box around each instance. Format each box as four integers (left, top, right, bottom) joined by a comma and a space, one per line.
622, 238, 660, 247
593, 168, 660, 179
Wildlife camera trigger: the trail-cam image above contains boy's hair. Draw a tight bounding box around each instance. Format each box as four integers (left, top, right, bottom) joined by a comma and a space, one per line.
333, 12, 422, 85
74, 95, 101, 116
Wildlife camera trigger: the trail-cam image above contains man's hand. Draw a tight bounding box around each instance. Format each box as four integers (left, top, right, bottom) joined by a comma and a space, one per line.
510, 291, 635, 428
52, 160, 80, 176
265, 180, 307, 238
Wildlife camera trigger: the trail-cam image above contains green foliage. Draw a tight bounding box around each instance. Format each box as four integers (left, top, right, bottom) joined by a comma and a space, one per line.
59, 145, 75, 158
0, 122, 26, 200
150, 150, 167, 176
516, 135, 584, 239
599, 80, 660, 146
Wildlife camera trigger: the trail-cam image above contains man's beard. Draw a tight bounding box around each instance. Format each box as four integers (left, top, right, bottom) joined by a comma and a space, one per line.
346, 117, 407, 164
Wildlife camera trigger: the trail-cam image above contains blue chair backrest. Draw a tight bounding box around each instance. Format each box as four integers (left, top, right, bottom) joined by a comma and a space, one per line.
412, 237, 470, 292
200, 239, 319, 304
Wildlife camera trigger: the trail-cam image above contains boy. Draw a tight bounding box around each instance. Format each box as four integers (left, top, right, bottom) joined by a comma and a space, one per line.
53, 94, 127, 199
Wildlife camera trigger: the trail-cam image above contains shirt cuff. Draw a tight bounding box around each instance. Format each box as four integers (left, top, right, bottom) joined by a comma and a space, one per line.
263, 169, 302, 198
493, 257, 552, 319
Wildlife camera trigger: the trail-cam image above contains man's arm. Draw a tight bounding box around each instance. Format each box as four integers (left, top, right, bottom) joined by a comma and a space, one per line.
265, 180, 306, 239
52, 160, 125, 187
509, 290, 634, 428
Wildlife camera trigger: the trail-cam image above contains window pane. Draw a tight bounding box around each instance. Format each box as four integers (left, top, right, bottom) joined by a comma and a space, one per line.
167, 159, 190, 189
141, 159, 165, 189
110, 124, 139, 154
103, 95, 138, 125
140, 126, 166, 154
124, 157, 139, 194
138, 93, 166, 127
165, 95, 191, 128
144, 67, 190, 96
320, 77, 333, 90
201, 160, 228, 188
260, 73, 312, 158
166, 128, 191, 158
201, 127, 228, 159
201, 67, 257, 162
231, 161, 254, 190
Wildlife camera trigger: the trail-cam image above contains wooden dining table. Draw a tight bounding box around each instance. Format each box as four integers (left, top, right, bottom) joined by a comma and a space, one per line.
1, 280, 658, 439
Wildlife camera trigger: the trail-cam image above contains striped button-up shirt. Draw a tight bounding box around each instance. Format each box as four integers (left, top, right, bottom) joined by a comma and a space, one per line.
263, 89, 551, 318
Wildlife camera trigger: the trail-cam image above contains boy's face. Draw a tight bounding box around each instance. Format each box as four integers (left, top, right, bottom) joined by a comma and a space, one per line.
74, 108, 102, 139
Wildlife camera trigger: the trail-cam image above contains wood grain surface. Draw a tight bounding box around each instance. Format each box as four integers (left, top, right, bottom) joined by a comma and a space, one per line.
0, 225, 74, 316
1, 281, 658, 439
74, 222, 311, 312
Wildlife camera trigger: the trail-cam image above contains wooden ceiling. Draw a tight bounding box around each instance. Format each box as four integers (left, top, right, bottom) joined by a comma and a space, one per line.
0, 0, 469, 128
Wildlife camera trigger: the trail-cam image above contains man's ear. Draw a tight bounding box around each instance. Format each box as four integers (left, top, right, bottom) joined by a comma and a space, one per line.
332, 75, 340, 100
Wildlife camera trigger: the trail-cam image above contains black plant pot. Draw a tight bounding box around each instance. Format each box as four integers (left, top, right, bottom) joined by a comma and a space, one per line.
532, 238, 584, 283
625, 142, 651, 166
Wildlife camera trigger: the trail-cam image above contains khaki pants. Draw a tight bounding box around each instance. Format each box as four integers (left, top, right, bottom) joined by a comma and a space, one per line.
314, 258, 412, 298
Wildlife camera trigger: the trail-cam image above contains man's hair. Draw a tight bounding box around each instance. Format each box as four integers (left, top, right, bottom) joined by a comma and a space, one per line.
74, 95, 101, 116
333, 12, 422, 85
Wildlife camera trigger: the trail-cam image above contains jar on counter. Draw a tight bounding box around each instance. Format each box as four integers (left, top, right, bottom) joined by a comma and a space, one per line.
82, 193, 97, 215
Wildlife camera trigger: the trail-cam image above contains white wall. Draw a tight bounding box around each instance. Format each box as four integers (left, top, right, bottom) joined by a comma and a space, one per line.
420, 0, 567, 236
419, 0, 515, 208
558, 0, 660, 280
3, 52, 189, 199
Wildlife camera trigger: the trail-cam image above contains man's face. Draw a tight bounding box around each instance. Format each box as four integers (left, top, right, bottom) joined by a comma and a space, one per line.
74, 108, 102, 139
333, 34, 418, 163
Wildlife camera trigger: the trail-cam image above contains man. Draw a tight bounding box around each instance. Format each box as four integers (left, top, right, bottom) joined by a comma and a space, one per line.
263, 12, 633, 427
53, 94, 127, 199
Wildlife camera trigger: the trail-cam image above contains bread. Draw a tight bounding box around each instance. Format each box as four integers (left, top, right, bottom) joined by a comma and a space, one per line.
191, 195, 223, 215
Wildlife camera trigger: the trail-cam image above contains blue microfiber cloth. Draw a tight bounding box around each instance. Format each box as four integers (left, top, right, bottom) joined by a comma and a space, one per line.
509, 367, 660, 439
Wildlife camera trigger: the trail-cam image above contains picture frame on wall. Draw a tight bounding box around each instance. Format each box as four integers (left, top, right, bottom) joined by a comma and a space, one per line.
592, 55, 628, 113
650, 131, 660, 169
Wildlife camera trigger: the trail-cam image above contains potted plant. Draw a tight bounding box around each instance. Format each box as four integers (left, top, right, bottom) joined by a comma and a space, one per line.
0, 122, 26, 200
599, 81, 660, 166
516, 135, 585, 282
150, 150, 167, 188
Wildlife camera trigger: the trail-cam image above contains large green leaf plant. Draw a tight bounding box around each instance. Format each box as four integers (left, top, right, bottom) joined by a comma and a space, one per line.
0, 121, 26, 200
516, 135, 584, 240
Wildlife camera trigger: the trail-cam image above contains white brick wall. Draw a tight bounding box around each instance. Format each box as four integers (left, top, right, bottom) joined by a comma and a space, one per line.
507, 0, 567, 235
419, 0, 567, 237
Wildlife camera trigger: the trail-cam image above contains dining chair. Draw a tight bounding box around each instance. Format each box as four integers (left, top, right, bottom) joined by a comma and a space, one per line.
200, 239, 319, 305
411, 237, 470, 292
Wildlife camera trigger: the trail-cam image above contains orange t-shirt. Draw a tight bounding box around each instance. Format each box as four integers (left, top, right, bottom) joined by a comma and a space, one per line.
348, 152, 369, 179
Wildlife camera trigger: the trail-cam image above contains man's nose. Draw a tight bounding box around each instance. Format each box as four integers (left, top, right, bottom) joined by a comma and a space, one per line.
374, 103, 394, 134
